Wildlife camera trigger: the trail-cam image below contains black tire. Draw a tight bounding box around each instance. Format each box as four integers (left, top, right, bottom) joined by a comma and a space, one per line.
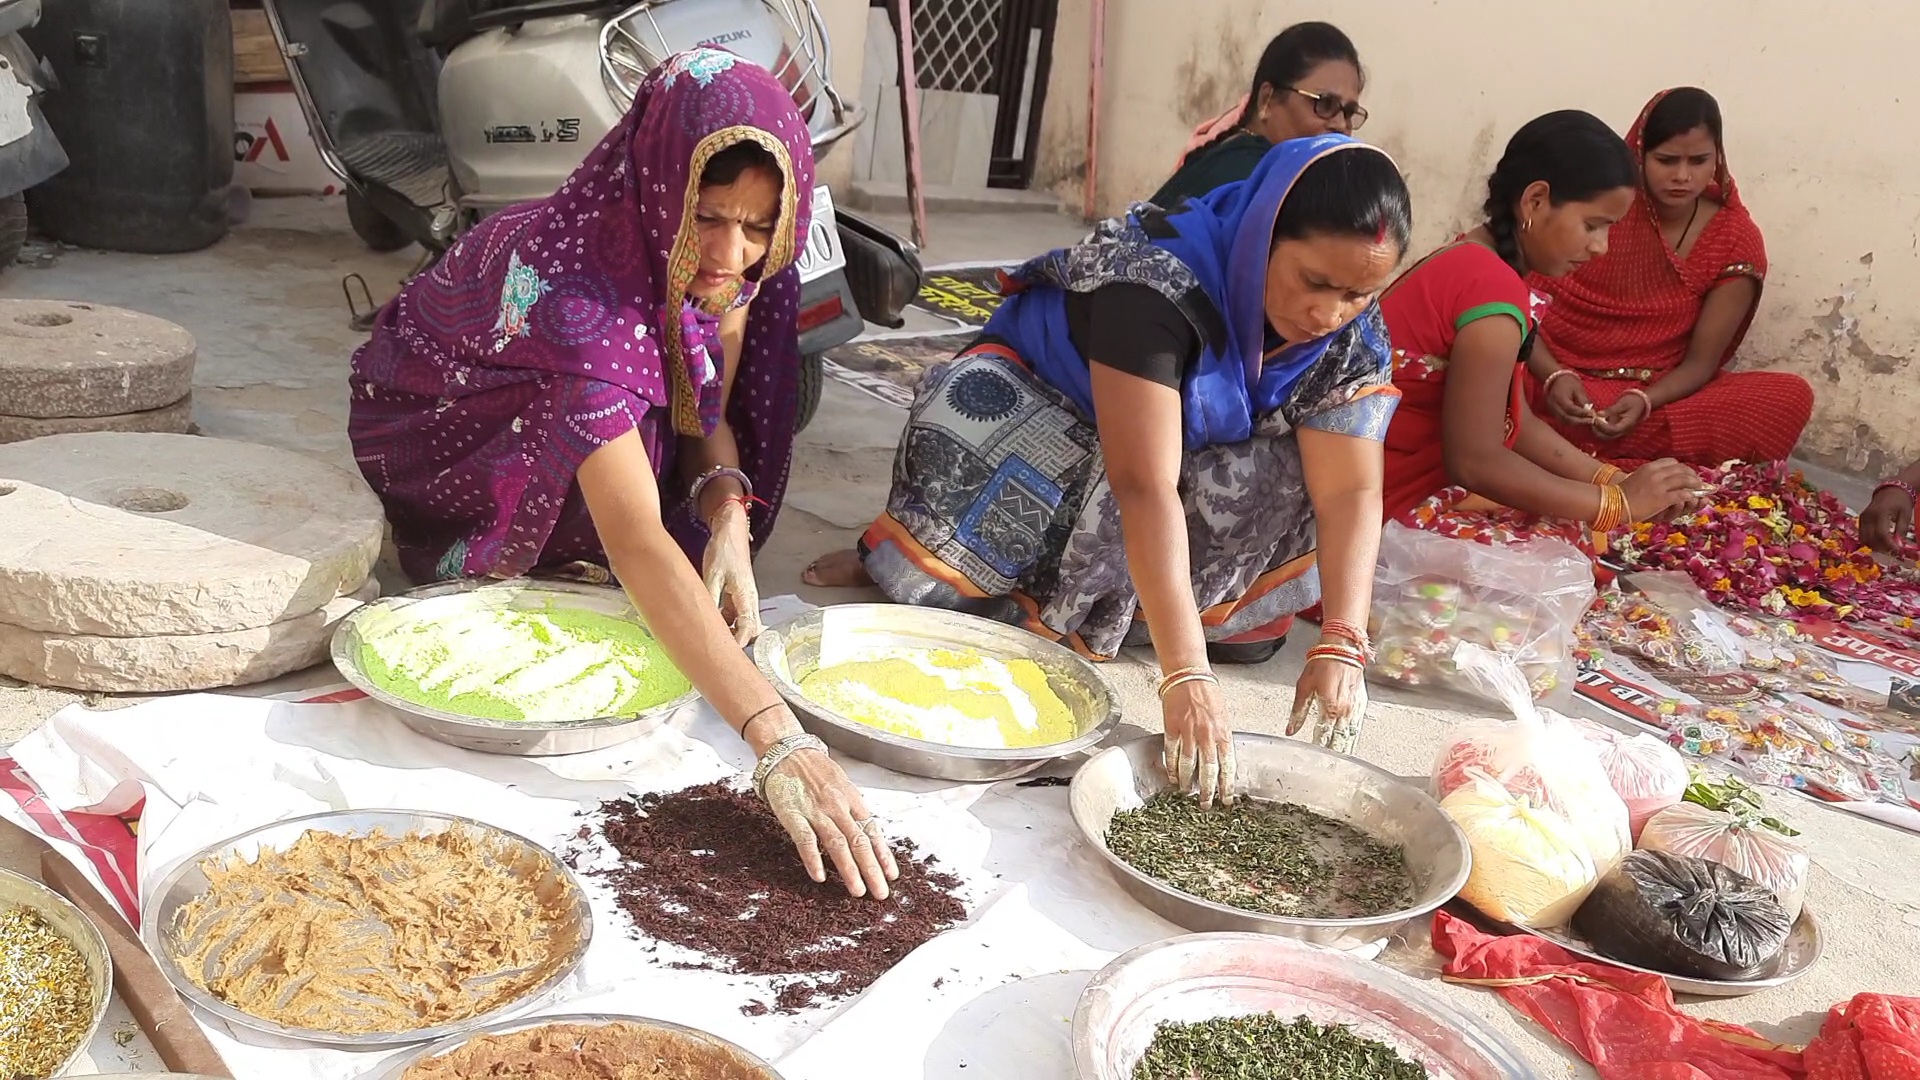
798, 351, 823, 432
347, 189, 413, 253
0, 193, 26, 271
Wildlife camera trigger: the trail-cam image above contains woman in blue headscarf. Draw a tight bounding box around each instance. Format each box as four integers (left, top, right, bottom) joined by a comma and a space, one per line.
808, 136, 1410, 801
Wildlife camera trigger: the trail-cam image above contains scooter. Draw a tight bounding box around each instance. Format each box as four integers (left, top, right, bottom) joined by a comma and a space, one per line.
259, 0, 925, 431
0, 0, 65, 271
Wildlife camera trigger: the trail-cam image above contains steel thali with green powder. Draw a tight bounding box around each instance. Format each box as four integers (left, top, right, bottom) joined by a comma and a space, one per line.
352, 601, 691, 724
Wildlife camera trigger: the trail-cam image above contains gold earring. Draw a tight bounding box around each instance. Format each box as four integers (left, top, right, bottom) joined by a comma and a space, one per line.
1523, 217, 1533, 232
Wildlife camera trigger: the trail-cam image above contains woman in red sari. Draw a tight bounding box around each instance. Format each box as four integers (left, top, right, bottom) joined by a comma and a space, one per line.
1380, 110, 1704, 554
1527, 87, 1813, 466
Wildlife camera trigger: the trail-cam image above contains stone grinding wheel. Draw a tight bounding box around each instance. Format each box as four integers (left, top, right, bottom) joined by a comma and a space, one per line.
0, 392, 195, 444
0, 432, 386, 636
0, 580, 378, 693
0, 299, 196, 419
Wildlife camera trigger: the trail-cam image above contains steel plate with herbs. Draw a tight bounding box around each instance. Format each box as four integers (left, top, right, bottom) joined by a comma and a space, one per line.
0, 902, 95, 1079
1133, 1014, 1429, 1080
1105, 792, 1414, 919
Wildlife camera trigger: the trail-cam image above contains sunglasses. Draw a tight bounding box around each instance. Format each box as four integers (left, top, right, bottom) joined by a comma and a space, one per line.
1286, 87, 1368, 130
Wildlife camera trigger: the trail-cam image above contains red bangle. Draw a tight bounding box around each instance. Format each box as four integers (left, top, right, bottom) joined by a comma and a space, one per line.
1317, 618, 1373, 657
1875, 480, 1918, 506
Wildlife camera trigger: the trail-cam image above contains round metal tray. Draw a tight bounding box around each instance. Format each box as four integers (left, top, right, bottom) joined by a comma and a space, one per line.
0, 866, 113, 1078
1072, 932, 1534, 1080
1514, 906, 1823, 998
364, 1012, 784, 1080
752, 603, 1120, 782
330, 577, 700, 756
1069, 733, 1472, 951
140, 809, 592, 1048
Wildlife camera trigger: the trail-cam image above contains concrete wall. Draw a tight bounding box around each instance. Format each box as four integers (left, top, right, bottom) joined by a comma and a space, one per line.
1028, 0, 1920, 472
814, 0, 871, 191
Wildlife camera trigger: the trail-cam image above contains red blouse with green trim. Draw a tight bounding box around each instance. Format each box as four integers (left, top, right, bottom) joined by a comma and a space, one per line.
1378, 240, 1543, 521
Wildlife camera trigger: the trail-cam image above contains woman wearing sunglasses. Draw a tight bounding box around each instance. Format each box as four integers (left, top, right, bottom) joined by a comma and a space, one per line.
1151, 22, 1367, 208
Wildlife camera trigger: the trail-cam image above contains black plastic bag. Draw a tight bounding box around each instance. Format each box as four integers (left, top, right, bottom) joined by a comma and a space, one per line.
1572, 849, 1792, 981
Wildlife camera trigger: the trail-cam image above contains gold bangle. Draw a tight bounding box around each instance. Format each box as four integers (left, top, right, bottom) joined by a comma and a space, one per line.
1157, 671, 1219, 699
1592, 483, 1628, 533
1591, 464, 1625, 485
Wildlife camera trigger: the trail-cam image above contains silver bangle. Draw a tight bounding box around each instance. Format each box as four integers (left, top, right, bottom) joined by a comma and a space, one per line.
752, 732, 827, 799
689, 464, 753, 508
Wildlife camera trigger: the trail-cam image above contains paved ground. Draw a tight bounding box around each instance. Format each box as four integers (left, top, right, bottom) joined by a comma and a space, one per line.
0, 198, 1909, 1076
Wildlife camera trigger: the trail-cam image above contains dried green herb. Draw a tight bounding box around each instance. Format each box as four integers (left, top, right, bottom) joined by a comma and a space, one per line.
0, 903, 94, 1079
1106, 793, 1414, 919
1133, 1014, 1428, 1080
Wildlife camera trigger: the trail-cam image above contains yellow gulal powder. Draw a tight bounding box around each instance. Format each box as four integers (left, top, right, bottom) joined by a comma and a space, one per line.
797, 647, 1079, 749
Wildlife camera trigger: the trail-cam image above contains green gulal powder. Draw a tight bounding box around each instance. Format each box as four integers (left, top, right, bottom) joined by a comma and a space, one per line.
1133, 1015, 1429, 1080
1105, 792, 1414, 920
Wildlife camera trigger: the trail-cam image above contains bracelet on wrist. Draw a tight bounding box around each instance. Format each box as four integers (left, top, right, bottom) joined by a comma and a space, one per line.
1875, 479, 1919, 507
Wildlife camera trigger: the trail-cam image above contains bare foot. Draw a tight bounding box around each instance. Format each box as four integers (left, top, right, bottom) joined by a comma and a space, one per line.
803, 548, 873, 588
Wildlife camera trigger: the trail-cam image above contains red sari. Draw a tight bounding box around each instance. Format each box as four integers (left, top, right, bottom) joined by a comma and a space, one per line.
1528, 89, 1812, 467
1381, 241, 1597, 556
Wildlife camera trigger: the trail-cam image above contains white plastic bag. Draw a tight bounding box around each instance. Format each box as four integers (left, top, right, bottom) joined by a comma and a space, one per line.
1638, 802, 1811, 922
1370, 523, 1595, 702
1585, 728, 1690, 840
1431, 644, 1632, 876
1442, 771, 1597, 928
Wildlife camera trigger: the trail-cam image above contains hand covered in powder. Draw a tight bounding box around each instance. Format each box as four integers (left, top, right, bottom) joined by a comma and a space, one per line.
703, 500, 763, 645
1163, 678, 1236, 809
766, 748, 901, 899
1288, 656, 1368, 755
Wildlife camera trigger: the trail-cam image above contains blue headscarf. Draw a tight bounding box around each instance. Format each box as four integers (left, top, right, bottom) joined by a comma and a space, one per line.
985, 134, 1392, 447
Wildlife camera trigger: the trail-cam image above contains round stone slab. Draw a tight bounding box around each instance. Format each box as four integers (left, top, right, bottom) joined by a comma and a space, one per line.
0, 432, 385, 636
0, 579, 378, 693
0, 392, 193, 444
0, 299, 197, 418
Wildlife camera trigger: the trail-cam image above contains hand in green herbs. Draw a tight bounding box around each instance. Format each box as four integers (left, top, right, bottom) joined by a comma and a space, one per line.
1163, 677, 1236, 808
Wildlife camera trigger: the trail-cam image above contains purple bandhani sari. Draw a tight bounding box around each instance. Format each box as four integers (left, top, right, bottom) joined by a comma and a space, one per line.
349, 48, 814, 583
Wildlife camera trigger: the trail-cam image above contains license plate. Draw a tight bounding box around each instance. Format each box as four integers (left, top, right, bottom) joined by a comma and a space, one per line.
794, 184, 845, 282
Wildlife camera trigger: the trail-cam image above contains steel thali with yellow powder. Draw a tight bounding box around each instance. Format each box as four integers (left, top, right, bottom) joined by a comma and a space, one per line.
755, 604, 1120, 782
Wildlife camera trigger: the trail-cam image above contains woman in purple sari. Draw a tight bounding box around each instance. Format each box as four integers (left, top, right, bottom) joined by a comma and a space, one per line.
348, 50, 897, 900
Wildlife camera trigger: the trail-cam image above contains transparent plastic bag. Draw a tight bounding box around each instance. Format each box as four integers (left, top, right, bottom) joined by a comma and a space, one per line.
1431, 644, 1632, 876
1638, 801, 1811, 922
1442, 770, 1597, 928
1370, 523, 1595, 702
1582, 727, 1690, 840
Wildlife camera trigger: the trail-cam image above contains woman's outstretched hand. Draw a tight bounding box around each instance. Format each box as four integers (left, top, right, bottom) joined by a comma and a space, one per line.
1162, 677, 1235, 808
764, 743, 900, 899
702, 500, 763, 644
1861, 485, 1917, 555
1288, 655, 1368, 755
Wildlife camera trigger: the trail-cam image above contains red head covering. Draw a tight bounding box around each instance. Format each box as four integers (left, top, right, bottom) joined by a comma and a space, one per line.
1533, 88, 1767, 376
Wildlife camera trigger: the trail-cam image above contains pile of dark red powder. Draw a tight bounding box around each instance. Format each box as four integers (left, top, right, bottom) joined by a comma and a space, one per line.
574, 781, 967, 1013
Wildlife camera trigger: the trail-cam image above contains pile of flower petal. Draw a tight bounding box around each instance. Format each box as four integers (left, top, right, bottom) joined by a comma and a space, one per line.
1611, 461, 1920, 632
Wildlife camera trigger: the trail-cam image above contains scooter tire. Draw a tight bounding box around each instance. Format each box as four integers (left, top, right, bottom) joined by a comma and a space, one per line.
347, 190, 414, 254
0, 192, 26, 271
798, 351, 823, 432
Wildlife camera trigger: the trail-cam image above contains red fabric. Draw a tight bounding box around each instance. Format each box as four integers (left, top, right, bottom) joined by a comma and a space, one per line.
1436, 911, 1920, 1080
1804, 997, 1920, 1080
1432, 910, 1803, 1080
1526, 367, 1814, 468
1380, 241, 1534, 520
1529, 87, 1806, 466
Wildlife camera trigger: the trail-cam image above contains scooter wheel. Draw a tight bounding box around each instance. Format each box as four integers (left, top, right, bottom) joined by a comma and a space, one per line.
798, 351, 823, 433
347, 190, 413, 254
0, 193, 26, 272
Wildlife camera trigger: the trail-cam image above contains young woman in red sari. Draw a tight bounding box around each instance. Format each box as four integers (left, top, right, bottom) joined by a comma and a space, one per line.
1380, 110, 1704, 553
1527, 87, 1814, 467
